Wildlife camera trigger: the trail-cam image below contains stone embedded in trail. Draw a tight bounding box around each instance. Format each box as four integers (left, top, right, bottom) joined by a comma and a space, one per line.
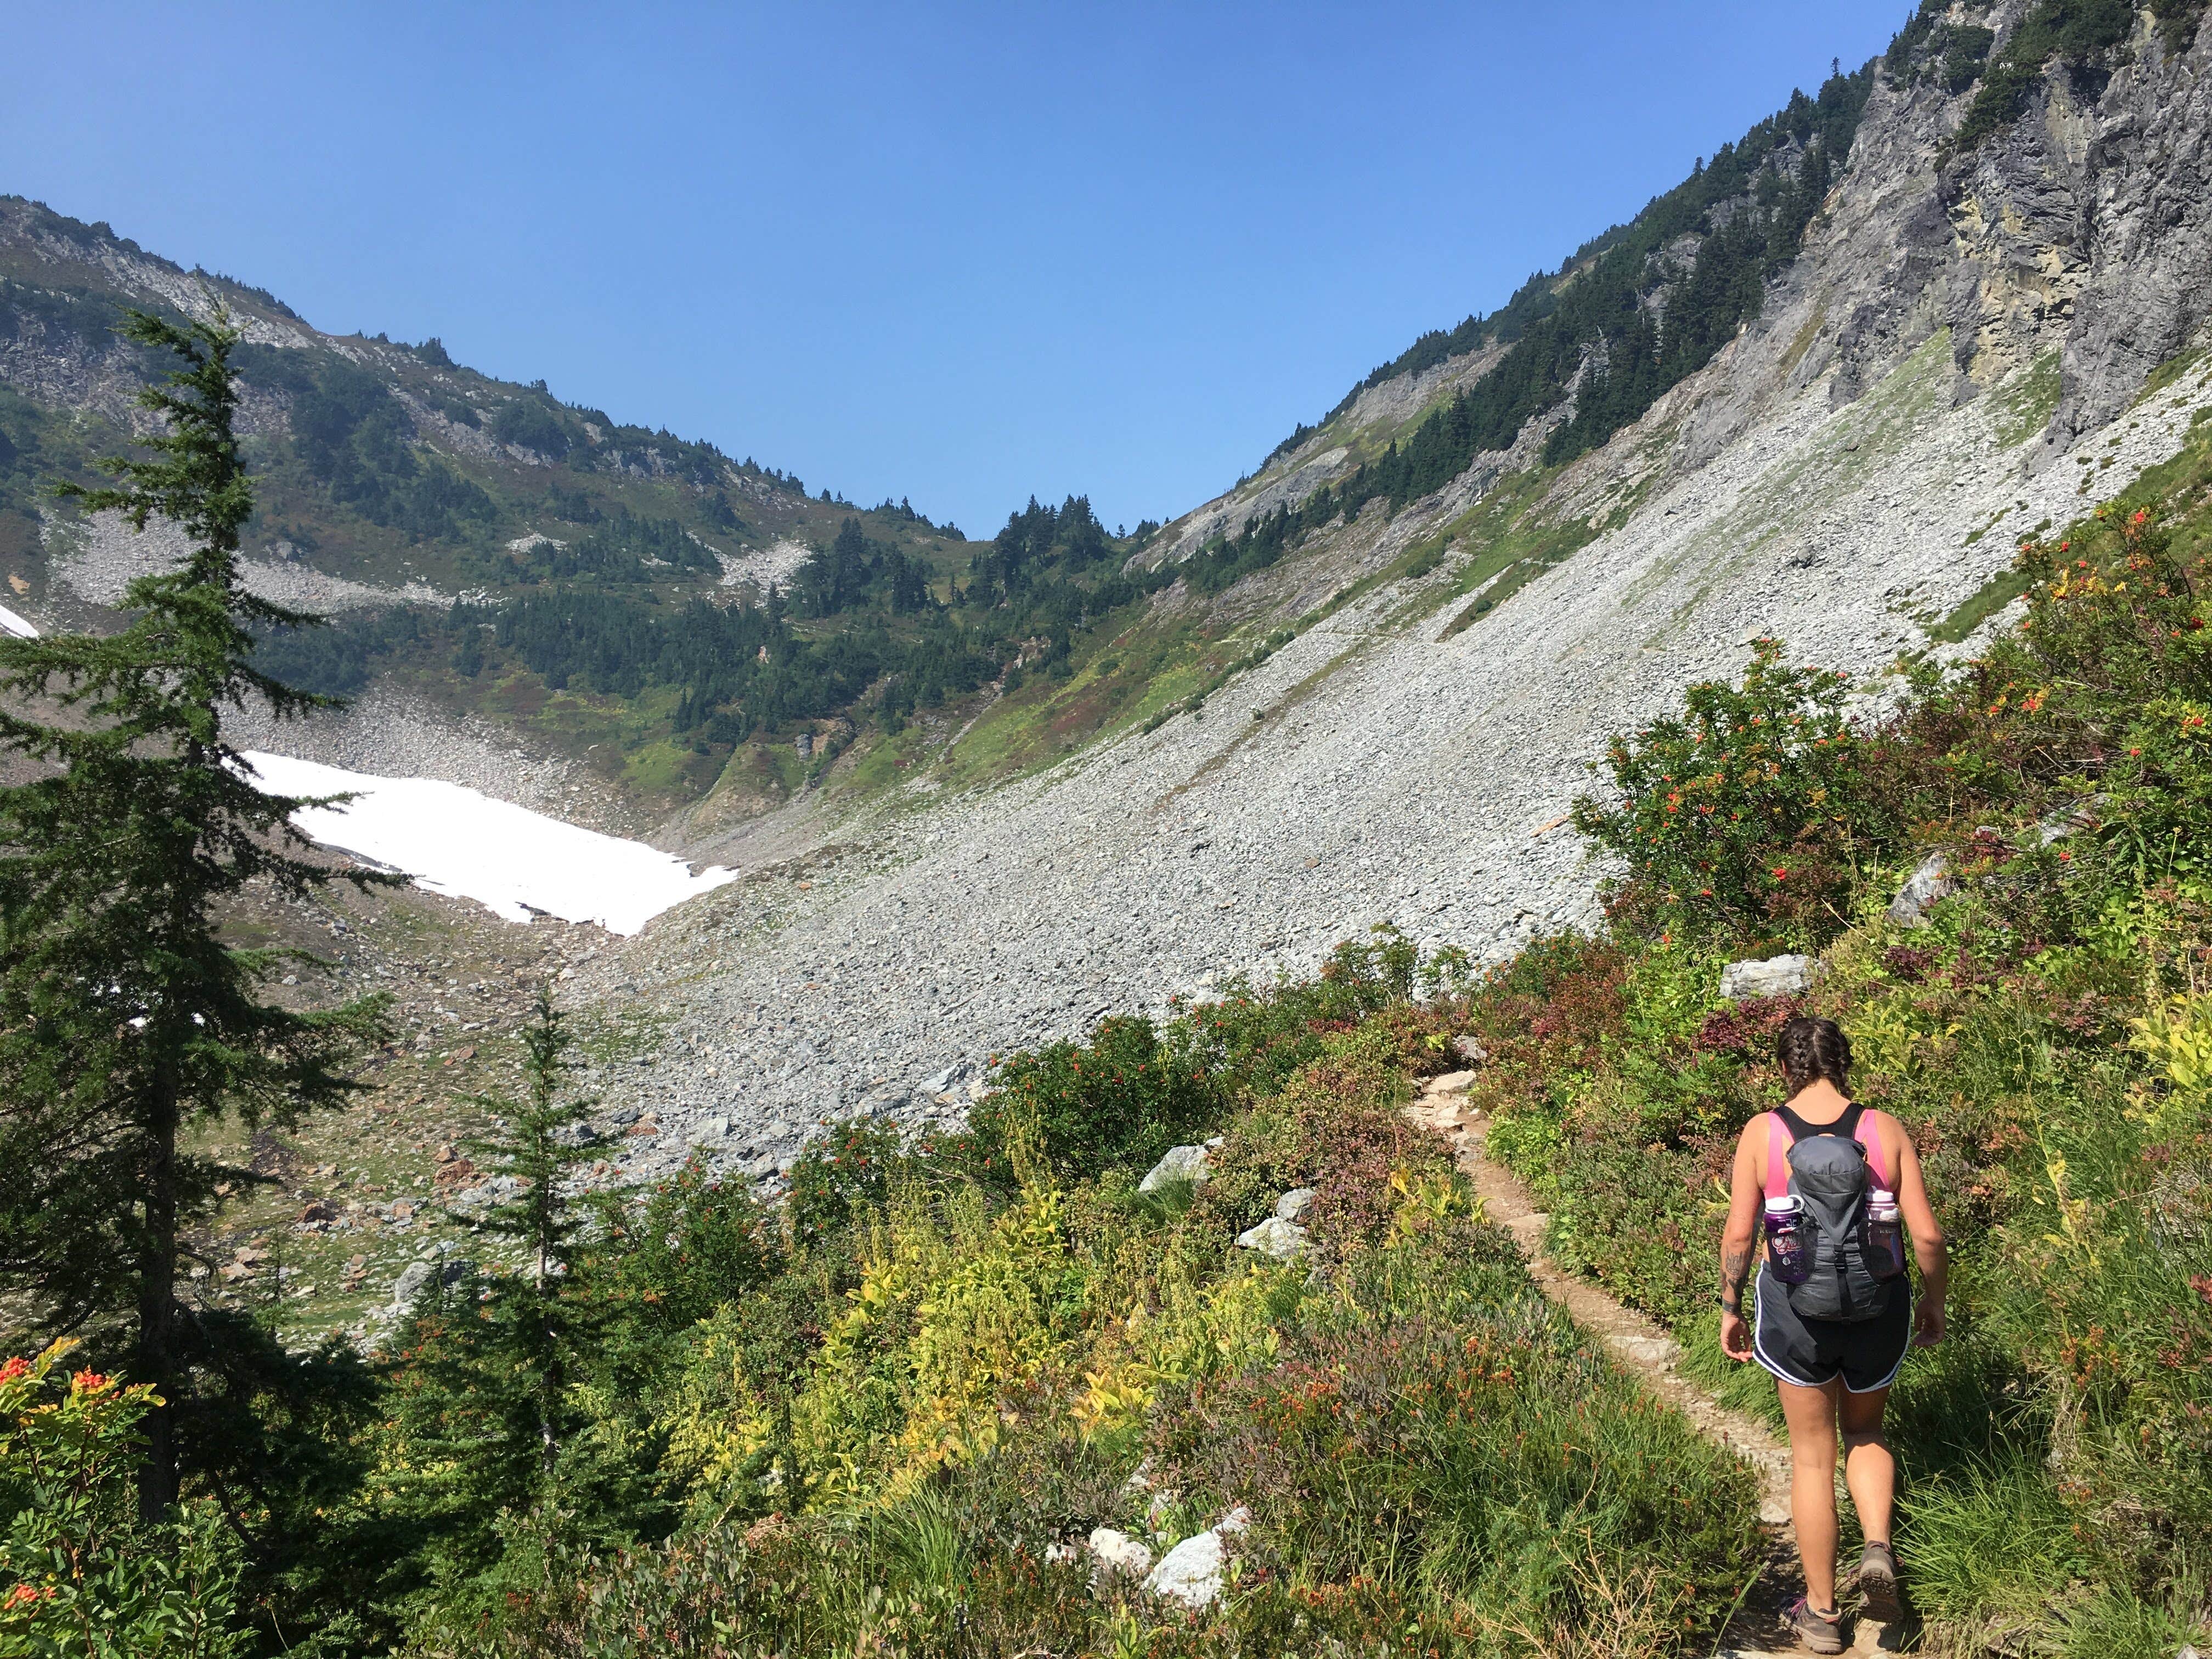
1138, 1143, 1213, 1192
1235, 1214, 1310, 1259
1719, 954, 1815, 1001
1886, 852, 1956, 927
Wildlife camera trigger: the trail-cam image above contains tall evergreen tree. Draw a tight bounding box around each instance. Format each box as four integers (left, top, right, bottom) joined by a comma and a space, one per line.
382, 990, 630, 1592
465, 986, 597, 1480
0, 304, 387, 1520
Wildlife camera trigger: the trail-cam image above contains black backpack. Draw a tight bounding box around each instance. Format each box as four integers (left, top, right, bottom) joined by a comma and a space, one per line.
1764, 1103, 1903, 1322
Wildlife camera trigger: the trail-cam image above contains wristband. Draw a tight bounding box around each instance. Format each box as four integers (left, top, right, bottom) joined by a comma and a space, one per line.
1718, 1295, 1741, 1314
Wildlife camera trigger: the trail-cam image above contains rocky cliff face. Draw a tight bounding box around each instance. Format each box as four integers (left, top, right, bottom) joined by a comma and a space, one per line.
563, 3, 2212, 1176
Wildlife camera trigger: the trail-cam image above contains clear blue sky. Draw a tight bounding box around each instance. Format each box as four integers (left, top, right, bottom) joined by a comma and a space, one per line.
8, 2, 1903, 537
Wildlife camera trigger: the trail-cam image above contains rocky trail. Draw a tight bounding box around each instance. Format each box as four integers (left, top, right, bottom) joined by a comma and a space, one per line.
1404, 1073, 1905, 1659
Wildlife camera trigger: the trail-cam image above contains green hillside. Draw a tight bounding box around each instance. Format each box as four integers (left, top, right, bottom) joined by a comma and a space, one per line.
0, 198, 1183, 809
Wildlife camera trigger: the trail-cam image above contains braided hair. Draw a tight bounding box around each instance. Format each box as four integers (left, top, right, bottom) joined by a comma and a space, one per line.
1776, 1015, 1852, 1096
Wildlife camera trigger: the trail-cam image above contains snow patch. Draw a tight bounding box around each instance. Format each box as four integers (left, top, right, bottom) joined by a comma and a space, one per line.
239, 751, 735, 935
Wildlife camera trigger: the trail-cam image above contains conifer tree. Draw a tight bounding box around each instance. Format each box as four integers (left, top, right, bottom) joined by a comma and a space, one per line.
465, 986, 597, 1479
0, 304, 388, 1520
382, 990, 618, 1586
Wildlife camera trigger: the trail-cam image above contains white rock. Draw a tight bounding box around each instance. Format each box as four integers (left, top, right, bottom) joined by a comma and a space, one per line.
389, 1259, 433, 1311
1718, 954, 1814, 1001
2036, 795, 2106, 846
1274, 1188, 1318, 1224
1144, 1528, 1226, 1609
1235, 1215, 1310, 1259
1138, 1143, 1212, 1192
1885, 852, 1955, 927
1087, 1526, 1152, 1585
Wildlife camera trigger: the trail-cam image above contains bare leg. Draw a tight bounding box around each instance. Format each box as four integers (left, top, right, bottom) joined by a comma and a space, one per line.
1778, 1378, 1842, 1613
1839, 1385, 1895, 1549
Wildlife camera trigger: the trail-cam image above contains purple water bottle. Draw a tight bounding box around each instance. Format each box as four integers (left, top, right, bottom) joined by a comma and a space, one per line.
1867, 1189, 1905, 1279
1764, 1195, 1811, 1284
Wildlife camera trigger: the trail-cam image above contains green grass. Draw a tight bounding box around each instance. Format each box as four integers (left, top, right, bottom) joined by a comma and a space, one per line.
1996, 348, 2063, 448
401, 1006, 1764, 1659
1926, 565, 2033, 642
1435, 469, 1603, 639
1469, 474, 2212, 1654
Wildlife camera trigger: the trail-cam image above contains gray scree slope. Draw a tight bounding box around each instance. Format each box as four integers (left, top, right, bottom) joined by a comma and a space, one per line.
501, 12, 2212, 1170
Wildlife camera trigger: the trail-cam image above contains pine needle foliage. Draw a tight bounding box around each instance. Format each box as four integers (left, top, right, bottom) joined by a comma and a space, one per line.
0, 303, 388, 1518
462, 987, 599, 1481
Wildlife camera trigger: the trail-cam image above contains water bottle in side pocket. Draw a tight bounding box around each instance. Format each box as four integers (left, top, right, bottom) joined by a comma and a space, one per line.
1764, 1194, 1813, 1284
1866, 1188, 1905, 1279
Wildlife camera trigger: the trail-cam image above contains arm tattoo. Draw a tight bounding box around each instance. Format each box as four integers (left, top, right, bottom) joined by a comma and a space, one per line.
1720, 1243, 1753, 1299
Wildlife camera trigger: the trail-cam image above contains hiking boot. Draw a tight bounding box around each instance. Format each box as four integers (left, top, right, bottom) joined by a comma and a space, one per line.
1856, 1540, 1905, 1623
1786, 1594, 1846, 1655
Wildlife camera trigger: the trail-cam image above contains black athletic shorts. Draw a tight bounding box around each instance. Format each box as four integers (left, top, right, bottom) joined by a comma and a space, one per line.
1752, 1267, 1910, 1393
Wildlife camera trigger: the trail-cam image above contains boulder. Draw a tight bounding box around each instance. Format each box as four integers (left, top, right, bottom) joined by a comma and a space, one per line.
1274, 1188, 1318, 1224
391, 1252, 474, 1312
2036, 795, 2107, 847
390, 1259, 433, 1311
1235, 1215, 1310, 1260
1718, 954, 1815, 1001
1086, 1526, 1152, 1588
1144, 1529, 1226, 1609
1452, 1035, 1489, 1064
1138, 1143, 1212, 1193
1886, 852, 1956, 927
1142, 1508, 1251, 1609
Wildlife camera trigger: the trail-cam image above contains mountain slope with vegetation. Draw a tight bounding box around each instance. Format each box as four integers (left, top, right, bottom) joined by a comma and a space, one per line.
8, 4, 2212, 1655
0, 197, 1182, 815
10, 331, 2210, 1659
548, 0, 2212, 1166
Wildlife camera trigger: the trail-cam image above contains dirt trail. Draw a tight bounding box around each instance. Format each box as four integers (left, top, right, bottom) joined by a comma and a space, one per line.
1405, 1071, 1904, 1658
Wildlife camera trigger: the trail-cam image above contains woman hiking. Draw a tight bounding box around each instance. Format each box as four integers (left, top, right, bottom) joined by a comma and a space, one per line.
1719, 1016, 1946, 1653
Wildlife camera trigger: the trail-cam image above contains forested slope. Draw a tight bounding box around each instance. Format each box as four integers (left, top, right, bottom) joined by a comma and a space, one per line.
0, 198, 1175, 812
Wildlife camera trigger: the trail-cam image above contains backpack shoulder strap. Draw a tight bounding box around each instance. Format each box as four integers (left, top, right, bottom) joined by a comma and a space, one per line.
1852, 1106, 1893, 1189
1763, 1111, 1792, 1199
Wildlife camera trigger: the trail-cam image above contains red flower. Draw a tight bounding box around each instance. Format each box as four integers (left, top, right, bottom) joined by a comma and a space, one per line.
69, 1369, 109, 1393
1771, 867, 1789, 882
0, 1357, 29, 1385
